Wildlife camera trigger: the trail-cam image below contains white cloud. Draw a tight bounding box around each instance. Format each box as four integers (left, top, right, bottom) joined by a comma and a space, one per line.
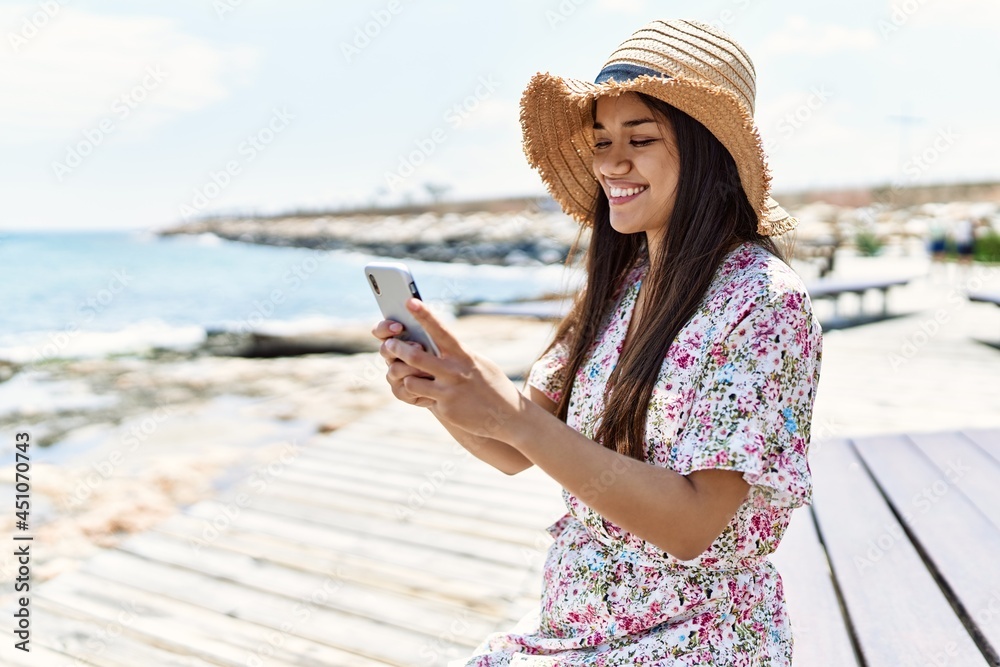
0, 6, 257, 143
759, 16, 879, 57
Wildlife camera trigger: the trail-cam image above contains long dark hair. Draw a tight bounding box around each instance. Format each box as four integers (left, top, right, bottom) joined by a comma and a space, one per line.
545, 92, 789, 461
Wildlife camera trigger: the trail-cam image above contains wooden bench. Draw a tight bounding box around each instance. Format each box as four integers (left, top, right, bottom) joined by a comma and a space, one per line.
804, 276, 912, 325
457, 276, 914, 330
969, 291, 1000, 345
772, 428, 1000, 666
968, 292, 1000, 307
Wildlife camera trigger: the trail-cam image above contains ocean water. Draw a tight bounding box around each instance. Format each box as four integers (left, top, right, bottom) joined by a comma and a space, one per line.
0, 230, 581, 363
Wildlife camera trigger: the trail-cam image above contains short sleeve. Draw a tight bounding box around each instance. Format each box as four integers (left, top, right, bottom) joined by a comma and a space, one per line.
671, 289, 823, 508
526, 336, 570, 404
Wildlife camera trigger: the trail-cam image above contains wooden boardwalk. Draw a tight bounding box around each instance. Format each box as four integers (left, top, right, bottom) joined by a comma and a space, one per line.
5, 403, 1000, 666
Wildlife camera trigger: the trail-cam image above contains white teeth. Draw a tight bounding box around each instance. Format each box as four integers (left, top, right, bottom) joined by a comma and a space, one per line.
610, 185, 647, 198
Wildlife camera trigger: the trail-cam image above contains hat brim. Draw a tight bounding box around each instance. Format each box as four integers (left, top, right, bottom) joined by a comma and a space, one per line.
519, 71, 797, 237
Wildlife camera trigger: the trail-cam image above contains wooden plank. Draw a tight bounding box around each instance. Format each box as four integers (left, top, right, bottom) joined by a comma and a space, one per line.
37, 571, 382, 667
29, 599, 220, 667
770, 507, 860, 666
115, 530, 503, 641
231, 458, 561, 533
152, 513, 538, 614
77, 548, 452, 666
1, 640, 102, 667
273, 456, 557, 515
259, 471, 564, 534
299, 435, 559, 498
962, 428, 1000, 466
910, 430, 1000, 530
855, 433, 1000, 663
185, 496, 541, 570
256, 476, 556, 547
175, 502, 532, 593
810, 437, 990, 666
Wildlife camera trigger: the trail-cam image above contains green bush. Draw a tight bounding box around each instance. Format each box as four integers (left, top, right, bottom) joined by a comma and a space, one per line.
974, 230, 1000, 263
854, 229, 883, 257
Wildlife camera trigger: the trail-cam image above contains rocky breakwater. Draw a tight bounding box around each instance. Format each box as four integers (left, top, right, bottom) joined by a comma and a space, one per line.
159, 209, 589, 266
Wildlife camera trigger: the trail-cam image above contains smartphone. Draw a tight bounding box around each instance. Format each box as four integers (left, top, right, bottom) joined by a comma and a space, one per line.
364, 261, 441, 357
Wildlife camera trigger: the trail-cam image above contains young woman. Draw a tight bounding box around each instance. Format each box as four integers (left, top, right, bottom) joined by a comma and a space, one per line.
372, 18, 823, 666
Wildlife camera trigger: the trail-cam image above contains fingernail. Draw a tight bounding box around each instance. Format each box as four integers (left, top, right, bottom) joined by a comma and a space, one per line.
389, 322, 403, 333
407, 298, 421, 312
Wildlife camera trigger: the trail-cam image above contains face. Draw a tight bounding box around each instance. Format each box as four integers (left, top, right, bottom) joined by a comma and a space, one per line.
591, 93, 680, 243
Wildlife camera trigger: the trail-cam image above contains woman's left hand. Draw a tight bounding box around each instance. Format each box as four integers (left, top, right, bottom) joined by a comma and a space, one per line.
386, 298, 526, 441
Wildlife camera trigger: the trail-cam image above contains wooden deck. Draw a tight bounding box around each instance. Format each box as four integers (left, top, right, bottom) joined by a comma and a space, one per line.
5, 403, 1000, 666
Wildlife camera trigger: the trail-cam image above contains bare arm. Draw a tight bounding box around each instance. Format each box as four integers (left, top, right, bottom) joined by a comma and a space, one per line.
502, 395, 750, 560
427, 384, 558, 475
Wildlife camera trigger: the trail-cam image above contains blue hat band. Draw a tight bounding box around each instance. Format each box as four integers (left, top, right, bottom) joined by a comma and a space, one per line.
594, 63, 670, 85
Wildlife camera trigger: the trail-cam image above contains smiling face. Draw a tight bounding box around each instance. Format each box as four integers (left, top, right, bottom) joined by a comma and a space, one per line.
591, 93, 680, 248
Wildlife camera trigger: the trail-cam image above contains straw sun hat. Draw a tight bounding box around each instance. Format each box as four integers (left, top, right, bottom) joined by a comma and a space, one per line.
519, 18, 797, 237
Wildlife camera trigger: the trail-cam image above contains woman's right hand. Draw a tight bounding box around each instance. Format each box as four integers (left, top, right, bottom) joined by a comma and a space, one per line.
370, 319, 434, 407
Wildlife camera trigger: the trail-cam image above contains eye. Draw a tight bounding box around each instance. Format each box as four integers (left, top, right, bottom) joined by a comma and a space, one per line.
593, 138, 658, 149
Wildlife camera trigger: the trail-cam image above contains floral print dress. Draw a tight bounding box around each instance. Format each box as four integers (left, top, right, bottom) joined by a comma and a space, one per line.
451, 242, 824, 666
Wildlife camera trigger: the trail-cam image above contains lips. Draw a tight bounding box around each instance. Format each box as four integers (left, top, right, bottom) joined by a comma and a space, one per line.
608, 185, 648, 205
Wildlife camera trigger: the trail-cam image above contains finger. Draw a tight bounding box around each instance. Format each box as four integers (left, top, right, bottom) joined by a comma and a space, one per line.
405, 298, 466, 358
372, 319, 405, 341
386, 359, 434, 383
402, 374, 440, 401
387, 337, 448, 377
390, 379, 432, 407
379, 339, 399, 366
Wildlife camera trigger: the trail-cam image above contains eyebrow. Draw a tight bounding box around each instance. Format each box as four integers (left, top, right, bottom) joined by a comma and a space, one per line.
592, 117, 657, 130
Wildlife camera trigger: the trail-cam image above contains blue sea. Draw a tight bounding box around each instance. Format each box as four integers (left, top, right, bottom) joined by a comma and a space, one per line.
0, 230, 580, 363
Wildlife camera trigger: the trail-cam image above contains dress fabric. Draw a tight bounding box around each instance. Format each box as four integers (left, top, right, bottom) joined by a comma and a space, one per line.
450, 242, 824, 667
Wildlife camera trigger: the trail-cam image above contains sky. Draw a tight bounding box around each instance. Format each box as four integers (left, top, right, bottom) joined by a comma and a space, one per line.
2, 0, 999, 230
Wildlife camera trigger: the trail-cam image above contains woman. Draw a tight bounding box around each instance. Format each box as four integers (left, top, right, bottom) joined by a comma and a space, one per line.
372, 19, 823, 666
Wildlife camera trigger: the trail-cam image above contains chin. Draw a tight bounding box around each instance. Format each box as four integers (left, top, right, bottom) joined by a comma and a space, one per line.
609, 215, 647, 236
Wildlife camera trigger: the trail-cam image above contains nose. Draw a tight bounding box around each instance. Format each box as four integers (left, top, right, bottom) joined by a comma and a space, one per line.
594, 144, 631, 179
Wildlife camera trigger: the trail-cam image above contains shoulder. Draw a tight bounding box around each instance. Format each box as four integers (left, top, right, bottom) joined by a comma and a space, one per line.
706, 242, 814, 324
